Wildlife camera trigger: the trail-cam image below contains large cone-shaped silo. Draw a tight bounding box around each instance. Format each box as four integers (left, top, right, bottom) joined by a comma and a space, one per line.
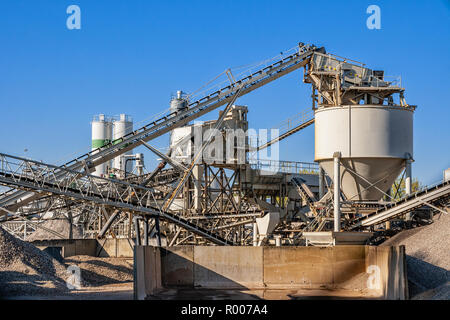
315, 105, 414, 201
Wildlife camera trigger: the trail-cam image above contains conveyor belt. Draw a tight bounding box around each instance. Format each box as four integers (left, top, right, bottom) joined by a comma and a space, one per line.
257, 119, 314, 151
292, 177, 318, 216
349, 180, 450, 229
0, 43, 320, 211
0, 154, 232, 245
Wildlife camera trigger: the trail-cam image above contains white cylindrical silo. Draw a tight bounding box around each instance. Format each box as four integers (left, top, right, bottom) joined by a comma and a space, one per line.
170, 90, 187, 114
91, 114, 112, 177
169, 90, 188, 147
314, 105, 414, 201
113, 114, 133, 173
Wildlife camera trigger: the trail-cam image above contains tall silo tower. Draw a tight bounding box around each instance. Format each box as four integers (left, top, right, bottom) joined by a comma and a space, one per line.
169, 90, 188, 148
315, 105, 413, 201
113, 114, 133, 173
91, 114, 112, 176
311, 52, 415, 202
309, 51, 415, 230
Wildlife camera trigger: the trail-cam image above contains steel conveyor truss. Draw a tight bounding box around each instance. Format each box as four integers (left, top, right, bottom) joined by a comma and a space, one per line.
0, 43, 321, 212
349, 180, 450, 229
292, 177, 318, 215
0, 153, 233, 245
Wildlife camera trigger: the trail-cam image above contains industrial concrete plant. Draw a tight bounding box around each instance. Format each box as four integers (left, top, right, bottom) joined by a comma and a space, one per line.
0, 10, 448, 302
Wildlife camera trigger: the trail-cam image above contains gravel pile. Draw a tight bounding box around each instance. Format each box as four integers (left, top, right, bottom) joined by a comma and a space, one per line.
381, 212, 450, 300
0, 225, 69, 298
26, 219, 83, 241
64, 255, 133, 286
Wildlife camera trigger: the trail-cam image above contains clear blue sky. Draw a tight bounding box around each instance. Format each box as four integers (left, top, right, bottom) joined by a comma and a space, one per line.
0, 0, 449, 185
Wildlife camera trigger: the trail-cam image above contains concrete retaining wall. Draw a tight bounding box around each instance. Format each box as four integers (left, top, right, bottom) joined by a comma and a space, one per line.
135, 245, 408, 300
161, 246, 194, 287
194, 246, 263, 289
32, 239, 97, 258
134, 246, 162, 299
96, 238, 134, 257
31, 238, 134, 258
365, 245, 408, 299
263, 245, 366, 288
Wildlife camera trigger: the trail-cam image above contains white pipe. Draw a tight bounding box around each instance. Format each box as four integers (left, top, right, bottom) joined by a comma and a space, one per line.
405, 159, 412, 195
275, 235, 281, 247
405, 157, 412, 221
333, 152, 341, 232
253, 222, 258, 246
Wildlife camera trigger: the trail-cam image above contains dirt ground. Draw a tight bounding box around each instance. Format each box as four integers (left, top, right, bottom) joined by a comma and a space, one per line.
64, 255, 133, 286
6, 282, 133, 300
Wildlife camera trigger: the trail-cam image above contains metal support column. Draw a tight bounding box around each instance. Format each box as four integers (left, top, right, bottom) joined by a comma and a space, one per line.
143, 218, 149, 246
193, 164, 203, 213
253, 222, 258, 247
155, 217, 162, 247
333, 152, 341, 232
385, 188, 391, 230
405, 157, 412, 221
134, 217, 141, 246
385, 220, 391, 230
275, 235, 281, 247
319, 166, 325, 199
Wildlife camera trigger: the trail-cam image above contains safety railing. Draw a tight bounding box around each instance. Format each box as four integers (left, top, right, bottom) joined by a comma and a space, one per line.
249, 159, 319, 174
273, 109, 315, 134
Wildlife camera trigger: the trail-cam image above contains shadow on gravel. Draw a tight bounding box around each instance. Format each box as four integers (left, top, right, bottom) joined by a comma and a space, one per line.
0, 270, 68, 299
64, 258, 133, 287
406, 255, 449, 297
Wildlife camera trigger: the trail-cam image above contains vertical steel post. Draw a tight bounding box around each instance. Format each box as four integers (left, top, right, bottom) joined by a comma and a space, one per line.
134, 217, 141, 246
275, 235, 281, 247
193, 164, 202, 213
385, 220, 391, 230
386, 188, 391, 230
405, 159, 412, 195
155, 217, 162, 247
319, 166, 325, 199
143, 218, 148, 246
405, 157, 412, 221
253, 222, 258, 247
333, 152, 341, 232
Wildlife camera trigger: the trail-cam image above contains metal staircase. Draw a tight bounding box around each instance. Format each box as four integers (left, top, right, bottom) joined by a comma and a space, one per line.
256, 110, 315, 151
303, 212, 329, 232
0, 43, 321, 212
291, 176, 330, 232
292, 177, 318, 216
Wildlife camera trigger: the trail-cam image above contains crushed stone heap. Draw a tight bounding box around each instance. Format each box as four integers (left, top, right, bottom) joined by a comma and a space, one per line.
381, 213, 450, 300
26, 219, 83, 241
0, 225, 69, 297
